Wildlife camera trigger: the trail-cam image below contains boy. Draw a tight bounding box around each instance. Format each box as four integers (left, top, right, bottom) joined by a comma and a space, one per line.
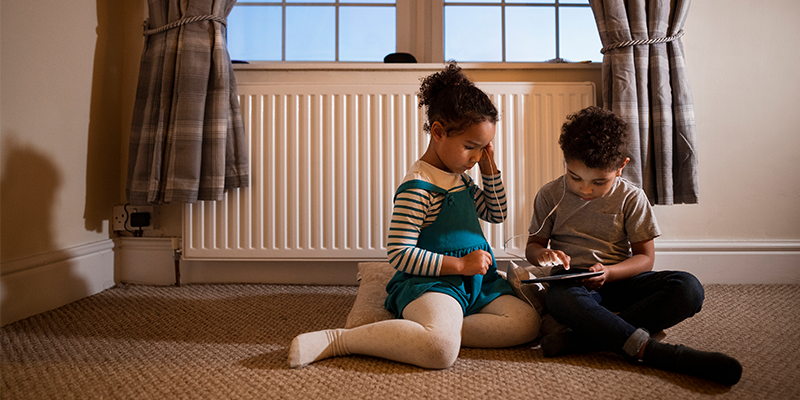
525, 106, 742, 386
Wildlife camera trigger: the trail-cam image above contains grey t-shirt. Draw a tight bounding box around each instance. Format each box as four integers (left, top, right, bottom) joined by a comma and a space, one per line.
528, 176, 661, 269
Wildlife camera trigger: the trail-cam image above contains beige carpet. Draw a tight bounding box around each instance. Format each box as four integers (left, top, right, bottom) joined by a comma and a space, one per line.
1, 283, 799, 399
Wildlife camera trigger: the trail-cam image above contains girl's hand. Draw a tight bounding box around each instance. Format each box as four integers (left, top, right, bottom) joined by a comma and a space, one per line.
538, 249, 571, 270
580, 263, 607, 290
459, 249, 492, 276
478, 143, 498, 175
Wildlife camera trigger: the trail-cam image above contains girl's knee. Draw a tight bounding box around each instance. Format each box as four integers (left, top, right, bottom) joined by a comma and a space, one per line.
499, 297, 541, 344
419, 335, 460, 369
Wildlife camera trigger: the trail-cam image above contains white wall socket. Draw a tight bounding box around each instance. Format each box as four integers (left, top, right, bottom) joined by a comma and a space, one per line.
113, 205, 155, 232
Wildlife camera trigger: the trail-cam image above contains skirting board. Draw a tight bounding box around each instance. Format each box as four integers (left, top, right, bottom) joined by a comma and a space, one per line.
651, 240, 800, 285
0, 239, 115, 326
117, 238, 800, 286
116, 237, 180, 286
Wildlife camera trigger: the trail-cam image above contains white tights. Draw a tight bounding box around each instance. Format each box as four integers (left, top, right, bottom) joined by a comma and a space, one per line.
288, 292, 540, 369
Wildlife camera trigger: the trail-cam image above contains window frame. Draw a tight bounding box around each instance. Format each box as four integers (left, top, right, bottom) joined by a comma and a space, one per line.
229, 0, 599, 64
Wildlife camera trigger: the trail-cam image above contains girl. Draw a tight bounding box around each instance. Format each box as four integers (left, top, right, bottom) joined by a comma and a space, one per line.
288, 63, 539, 369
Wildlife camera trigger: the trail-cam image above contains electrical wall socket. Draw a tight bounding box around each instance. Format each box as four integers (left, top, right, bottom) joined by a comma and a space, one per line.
113, 205, 155, 232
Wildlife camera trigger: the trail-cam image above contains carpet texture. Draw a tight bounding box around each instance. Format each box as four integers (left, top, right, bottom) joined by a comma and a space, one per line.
2, 283, 799, 399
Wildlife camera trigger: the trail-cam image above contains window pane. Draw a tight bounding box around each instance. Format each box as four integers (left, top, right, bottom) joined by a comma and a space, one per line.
559, 0, 589, 4
445, 6, 502, 62
286, 6, 336, 61
287, 0, 335, 3
445, 0, 501, 3
340, 7, 396, 61
559, 7, 602, 62
505, 0, 554, 3
228, 6, 282, 61
506, 6, 555, 62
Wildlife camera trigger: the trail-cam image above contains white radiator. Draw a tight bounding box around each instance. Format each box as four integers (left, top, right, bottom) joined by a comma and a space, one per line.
183, 81, 595, 261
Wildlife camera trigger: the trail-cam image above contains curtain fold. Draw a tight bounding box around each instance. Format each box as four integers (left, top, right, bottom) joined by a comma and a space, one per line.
590, 0, 698, 205
127, 0, 248, 205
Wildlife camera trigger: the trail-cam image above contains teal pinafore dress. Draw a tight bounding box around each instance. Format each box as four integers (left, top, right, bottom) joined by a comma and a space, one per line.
384, 176, 515, 318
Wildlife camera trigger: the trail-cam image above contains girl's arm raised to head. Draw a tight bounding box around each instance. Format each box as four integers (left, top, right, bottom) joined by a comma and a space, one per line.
475, 142, 506, 223
474, 173, 507, 223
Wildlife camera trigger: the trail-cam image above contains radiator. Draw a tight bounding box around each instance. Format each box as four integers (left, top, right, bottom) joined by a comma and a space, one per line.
183, 81, 595, 261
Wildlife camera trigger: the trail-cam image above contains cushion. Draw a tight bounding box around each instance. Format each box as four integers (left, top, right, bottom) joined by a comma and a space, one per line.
344, 262, 396, 328
501, 260, 549, 315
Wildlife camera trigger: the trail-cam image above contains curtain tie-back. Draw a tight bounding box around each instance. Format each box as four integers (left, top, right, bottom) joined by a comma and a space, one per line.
600, 30, 684, 54
142, 15, 227, 36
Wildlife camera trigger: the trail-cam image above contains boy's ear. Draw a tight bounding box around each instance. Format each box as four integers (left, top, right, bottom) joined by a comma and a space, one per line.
616, 157, 631, 176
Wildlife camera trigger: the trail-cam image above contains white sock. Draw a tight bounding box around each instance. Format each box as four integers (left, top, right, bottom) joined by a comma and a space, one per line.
287, 328, 348, 368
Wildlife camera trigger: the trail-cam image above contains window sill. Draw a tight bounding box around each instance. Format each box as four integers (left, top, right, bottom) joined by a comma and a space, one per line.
232, 61, 602, 72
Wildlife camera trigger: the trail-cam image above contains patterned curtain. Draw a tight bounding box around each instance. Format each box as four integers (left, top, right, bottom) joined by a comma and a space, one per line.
590, 0, 698, 205
126, 0, 248, 205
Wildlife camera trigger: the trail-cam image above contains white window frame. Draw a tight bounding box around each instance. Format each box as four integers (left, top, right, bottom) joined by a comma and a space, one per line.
396, 0, 444, 63
231, 0, 597, 64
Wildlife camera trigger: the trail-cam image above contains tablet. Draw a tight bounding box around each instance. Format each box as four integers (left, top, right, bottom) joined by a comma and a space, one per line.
520, 269, 603, 283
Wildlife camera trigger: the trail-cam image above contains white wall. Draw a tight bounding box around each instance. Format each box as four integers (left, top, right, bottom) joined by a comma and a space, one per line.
0, 0, 144, 325
656, 0, 800, 242
1, 1, 116, 257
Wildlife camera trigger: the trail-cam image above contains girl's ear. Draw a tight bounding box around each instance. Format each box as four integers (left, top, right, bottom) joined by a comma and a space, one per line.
430, 121, 447, 141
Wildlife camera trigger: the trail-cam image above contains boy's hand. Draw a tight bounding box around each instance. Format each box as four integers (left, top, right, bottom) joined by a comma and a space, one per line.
580, 263, 607, 290
538, 249, 571, 270
458, 249, 492, 276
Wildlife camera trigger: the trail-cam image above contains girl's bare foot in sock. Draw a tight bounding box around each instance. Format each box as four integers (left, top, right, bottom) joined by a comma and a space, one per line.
287, 329, 348, 368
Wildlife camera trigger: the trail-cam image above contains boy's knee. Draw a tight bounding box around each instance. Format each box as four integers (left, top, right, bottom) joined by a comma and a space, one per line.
545, 284, 585, 313
668, 271, 705, 314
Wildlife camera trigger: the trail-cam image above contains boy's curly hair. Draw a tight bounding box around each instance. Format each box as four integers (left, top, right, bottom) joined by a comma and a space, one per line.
559, 106, 629, 170
418, 62, 498, 135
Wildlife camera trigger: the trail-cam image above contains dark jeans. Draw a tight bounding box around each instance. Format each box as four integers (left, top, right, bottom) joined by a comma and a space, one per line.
545, 270, 704, 356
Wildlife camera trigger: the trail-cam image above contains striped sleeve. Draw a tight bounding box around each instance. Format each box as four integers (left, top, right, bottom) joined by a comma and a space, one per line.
474, 173, 507, 223
386, 187, 443, 276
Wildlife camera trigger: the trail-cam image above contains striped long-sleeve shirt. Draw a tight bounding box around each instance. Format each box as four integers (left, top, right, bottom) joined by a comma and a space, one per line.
386, 160, 507, 276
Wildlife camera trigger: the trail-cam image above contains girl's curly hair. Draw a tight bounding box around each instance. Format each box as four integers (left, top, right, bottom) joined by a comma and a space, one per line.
418, 62, 498, 135
559, 106, 629, 170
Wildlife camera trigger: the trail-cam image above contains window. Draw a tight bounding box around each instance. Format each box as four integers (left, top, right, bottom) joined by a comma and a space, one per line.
444, 0, 601, 62
227, 0, 601, 63
228, 0, 397, 62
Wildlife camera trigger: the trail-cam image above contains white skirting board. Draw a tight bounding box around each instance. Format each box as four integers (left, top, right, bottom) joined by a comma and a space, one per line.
0, 239, 115, 326
115, 237, 180, 286
652, 240, 800, 285
116, 238, 800, 286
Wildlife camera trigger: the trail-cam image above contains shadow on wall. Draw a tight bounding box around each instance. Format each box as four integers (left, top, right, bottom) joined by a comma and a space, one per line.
0, 135, 89, 325
83, 0, 123, 233
1, 136, 62, 262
